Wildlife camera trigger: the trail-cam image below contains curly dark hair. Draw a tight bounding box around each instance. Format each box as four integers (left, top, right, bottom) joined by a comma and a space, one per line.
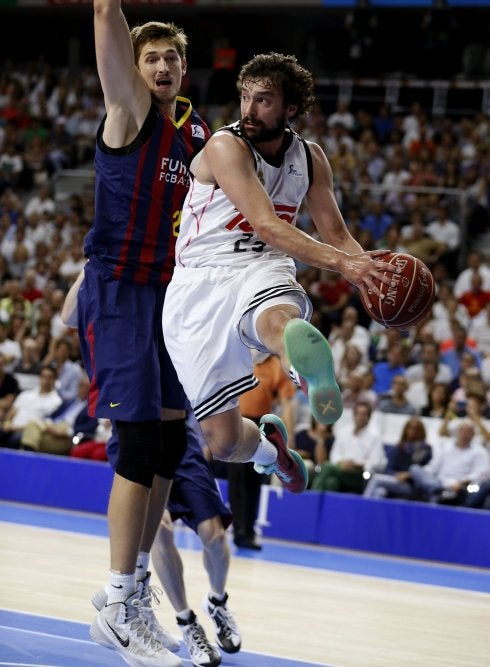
130, 21, 188, 64
237, 52, 315, 122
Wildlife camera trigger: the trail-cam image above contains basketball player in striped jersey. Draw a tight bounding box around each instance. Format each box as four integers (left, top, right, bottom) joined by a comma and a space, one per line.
63, 277, 241, 667
163, 53, 400, 496
77, 2, 209, 666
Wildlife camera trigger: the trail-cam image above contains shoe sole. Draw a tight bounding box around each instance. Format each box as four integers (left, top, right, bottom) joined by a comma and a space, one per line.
260, 414, 308, 493
284, 319, 343, 425
90, 615, 183, 667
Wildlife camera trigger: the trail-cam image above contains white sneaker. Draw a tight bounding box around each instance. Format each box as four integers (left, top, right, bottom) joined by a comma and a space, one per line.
202, 593, 241, 654
138, 571, 181, 652
89, 590, 183, 667
177, 611, 221, 667
91, 571, 180, 653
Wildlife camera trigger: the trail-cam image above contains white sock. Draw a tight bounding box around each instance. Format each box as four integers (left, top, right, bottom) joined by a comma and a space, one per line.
247, 433, 277, 465
106, 571, 137, 604
136, 551, 150, 581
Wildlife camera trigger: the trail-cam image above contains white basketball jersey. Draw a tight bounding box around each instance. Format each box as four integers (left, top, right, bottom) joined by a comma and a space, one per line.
175, 121, 313, 269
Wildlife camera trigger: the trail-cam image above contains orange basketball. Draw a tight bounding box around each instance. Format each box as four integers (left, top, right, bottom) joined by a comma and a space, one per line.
361, 252, 435, 329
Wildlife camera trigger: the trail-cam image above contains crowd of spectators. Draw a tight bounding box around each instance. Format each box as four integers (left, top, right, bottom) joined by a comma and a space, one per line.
1, 60, 490, 509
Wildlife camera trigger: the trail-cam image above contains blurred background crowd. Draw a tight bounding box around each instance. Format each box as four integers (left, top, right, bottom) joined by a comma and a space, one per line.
1, 0, 490, 512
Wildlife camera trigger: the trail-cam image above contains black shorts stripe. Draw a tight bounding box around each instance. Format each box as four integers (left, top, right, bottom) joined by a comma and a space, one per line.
194, 374, 259, 421
244, 284, 307, 316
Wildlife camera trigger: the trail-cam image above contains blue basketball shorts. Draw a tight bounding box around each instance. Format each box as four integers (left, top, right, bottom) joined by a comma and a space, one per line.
78, 260, 185, 421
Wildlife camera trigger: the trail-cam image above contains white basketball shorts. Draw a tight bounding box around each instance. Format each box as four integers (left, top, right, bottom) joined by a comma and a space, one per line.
162, 258, 312, 421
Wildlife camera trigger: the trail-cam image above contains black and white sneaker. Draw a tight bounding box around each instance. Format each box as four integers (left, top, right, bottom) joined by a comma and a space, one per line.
202, 593, 241, 654
177, 611, 221, 667
91, 571, 180, 652
89, 590, 183, 667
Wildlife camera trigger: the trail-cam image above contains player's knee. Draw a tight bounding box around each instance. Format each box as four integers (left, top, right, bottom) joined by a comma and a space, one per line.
198, 517, 227, 551
156, 509, 175, 547
200, 419, 241, 462
155, 418, 187, 479
115, 419, 161, 488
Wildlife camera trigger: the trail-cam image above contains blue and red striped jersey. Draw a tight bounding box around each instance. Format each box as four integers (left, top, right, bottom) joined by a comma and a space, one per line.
84, 97, 210, 285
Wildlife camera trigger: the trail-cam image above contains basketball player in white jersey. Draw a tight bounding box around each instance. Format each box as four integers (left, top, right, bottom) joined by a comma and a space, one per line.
163, 53, 399, 494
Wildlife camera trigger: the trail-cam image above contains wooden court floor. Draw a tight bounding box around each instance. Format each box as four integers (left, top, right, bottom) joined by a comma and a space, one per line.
1, 501, 489, 667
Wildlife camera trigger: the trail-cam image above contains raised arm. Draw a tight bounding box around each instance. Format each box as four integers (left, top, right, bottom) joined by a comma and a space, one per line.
93, 0, 151, 147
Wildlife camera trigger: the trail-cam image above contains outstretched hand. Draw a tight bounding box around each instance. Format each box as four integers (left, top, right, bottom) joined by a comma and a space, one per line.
338, 249, 401, 304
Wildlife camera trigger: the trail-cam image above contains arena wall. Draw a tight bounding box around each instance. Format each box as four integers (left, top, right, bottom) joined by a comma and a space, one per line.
1, 448, 488, 569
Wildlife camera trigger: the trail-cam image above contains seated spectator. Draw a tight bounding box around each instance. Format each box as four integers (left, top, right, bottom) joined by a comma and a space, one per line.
294, 417, 334, 481
439, 322, 482, 381
378, 374, 417, 415
453, 250, 490, 299
400, 209, 427, 241
21, 135, 49, 189
311, 401, 386, 494
425, 201, 461, 276
341, 305, 371, 354
45, 116, 75, 176
0, 319, 21, 372
359, 198, 394, 244
427, 288, 470, 343
401, 213, 445, 268
404, 340, 452, 385
368, 324, 410, 363
20, 374, 96, 455
24, 183, 56, 218
0, 141, 23, 189
0, 278, 33, 322
363, 417, 432, 499
43, 337, 83, 402
458, 272, 490, 319
372, 342, 407, 395
336, 343, 370, 389
309, 269, 352, 336
341, 371, 378, 410
327, 99, 355, 131
0, 352, 19, 422
405, 361, 441, 414
375, 222, 406, 254
410, 420, 490, 503
330, 316, 370, 378
13, 336, 42, 390
421, 381, 452, 419
58, 243, 86, 284
380, 154, 410, 215
469, 300, 490, 355
0, 364, 62, 448
450, 367, 486, 417
21, 268, 44, 304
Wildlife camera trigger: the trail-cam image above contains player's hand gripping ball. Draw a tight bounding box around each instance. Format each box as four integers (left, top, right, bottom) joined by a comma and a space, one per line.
361, 252, 435, 329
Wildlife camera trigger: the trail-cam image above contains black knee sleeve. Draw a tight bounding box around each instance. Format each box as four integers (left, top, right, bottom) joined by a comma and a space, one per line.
155, 418, 188, 480
115, 419, 161, 488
